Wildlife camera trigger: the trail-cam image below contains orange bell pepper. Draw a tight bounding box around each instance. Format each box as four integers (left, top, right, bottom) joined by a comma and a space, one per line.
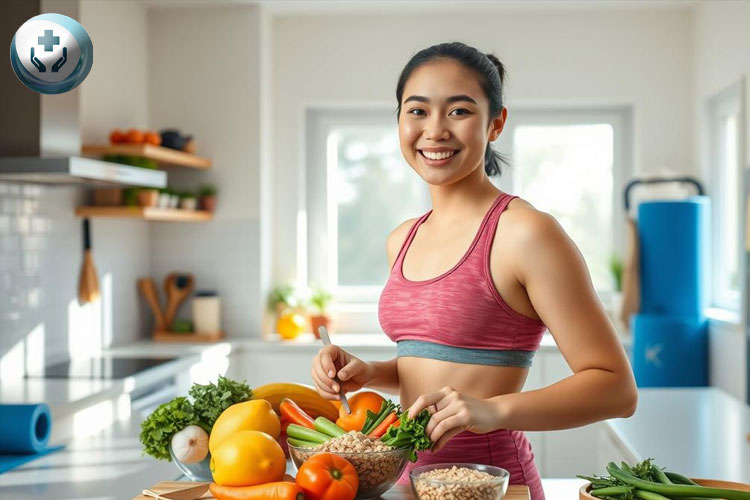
334, 391, 384, 432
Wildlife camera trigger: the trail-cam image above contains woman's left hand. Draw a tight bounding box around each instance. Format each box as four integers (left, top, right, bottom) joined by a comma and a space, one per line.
407, 386, 503, 452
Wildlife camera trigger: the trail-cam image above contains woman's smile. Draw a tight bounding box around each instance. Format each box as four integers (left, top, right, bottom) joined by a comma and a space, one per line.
418, 148, 461, 166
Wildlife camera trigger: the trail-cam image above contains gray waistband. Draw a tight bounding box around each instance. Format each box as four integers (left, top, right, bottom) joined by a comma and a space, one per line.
397, 340, 535, 368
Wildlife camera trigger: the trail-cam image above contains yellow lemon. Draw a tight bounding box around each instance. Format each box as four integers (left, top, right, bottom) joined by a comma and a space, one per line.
209, 430, 285, 486
209, 399, 280, 453
276, 312, 307, 340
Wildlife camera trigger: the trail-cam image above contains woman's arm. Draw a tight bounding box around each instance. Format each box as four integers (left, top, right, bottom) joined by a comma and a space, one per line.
488, 209, 638, 431
364, 358, 400, 395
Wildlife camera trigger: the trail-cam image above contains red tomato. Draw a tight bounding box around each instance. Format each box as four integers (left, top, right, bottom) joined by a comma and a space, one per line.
295, 453, 358, 500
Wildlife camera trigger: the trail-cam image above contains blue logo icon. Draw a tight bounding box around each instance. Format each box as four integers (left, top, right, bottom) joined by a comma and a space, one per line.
10, 13, 93, 95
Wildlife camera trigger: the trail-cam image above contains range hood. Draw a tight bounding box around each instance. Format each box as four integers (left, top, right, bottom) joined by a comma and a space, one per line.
0, 0, 165, 189
0, 156, 166, 187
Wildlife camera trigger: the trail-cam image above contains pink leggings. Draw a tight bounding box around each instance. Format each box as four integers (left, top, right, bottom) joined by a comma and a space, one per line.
397, 428, 545, 500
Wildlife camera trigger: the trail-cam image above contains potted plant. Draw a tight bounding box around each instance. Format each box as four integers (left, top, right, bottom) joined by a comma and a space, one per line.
308, 286, 333, 339
199, 184, 217, 212
179, 190, 197, 210
267, 283, 307, 340
138, 188, 159, 207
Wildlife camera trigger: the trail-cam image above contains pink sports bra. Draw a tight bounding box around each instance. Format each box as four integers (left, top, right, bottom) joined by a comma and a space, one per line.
377, 192, 547, 367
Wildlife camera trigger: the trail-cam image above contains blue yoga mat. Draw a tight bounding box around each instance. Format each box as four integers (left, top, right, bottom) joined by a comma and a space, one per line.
630, 313, 708, 387
0, 403, 64, 474
638, 197, 710, 316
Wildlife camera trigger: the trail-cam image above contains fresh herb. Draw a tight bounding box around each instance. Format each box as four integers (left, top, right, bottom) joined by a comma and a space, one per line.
139, 376, 252, 462
361, 399, 399, 435
380, 409, 433, 462
139, 397, 205, 461
189, 375, 253, 428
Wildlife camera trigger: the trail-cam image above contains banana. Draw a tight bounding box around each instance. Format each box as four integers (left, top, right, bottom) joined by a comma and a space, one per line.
252, 382, 338, 421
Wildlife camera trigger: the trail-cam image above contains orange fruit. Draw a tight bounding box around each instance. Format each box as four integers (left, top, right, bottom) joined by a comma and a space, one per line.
210, 430, 285, 486
209, 399, 281, 453
276, 311, 307, 340
109, 129, 125, 144
335, 391, 385, 432
144, 131, 161, 146
125, 128, 145, 144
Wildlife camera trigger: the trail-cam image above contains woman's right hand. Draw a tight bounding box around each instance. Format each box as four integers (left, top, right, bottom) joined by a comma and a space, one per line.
311, 345, 375, 400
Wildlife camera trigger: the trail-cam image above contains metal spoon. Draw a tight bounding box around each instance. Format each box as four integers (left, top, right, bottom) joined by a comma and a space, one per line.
317, 325, 351, 414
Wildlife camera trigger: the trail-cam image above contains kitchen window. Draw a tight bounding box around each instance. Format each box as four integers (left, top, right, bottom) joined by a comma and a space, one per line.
306, 106, 632, 332
494, 107, 633, 301
707, 80, 745, 313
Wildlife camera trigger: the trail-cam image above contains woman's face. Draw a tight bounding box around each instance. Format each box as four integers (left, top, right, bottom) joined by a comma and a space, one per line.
398, 59, 506, 186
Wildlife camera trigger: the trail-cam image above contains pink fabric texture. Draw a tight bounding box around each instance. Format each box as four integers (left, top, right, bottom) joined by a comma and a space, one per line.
378, 191, 548, 500
396, 429, 545, 500
378, 191, 547, 350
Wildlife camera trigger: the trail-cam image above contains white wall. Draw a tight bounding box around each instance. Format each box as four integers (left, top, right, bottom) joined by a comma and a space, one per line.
269, 5, 695, 329
147, 5, 263, 337
0, 0, 151, 379
693, 0, 750, 402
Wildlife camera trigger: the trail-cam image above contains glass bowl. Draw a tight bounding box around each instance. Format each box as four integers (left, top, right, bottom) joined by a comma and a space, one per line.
288, 441, 411, 500
169, 444, 213, 482
409, 462, 510, 500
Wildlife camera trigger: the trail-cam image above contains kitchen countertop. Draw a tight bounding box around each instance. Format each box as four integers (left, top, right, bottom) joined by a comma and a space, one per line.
606, 387, 750, 483
0, 410, 578, 500
3, 386, 744, 500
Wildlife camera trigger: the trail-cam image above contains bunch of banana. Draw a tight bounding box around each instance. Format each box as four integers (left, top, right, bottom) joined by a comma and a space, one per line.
252, 382, 338, 421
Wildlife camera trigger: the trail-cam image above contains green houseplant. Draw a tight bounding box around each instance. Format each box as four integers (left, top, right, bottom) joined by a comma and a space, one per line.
198, 184, 217, 212
308, 286, 333, 339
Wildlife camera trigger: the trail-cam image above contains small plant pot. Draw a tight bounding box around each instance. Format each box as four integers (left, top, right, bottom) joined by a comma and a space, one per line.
158, 192, 171, 208
169, 194, 180, 209
200, 195, 217, 212
310, 314, 332, 339
138, 189, 159, 207
180, 197, 197, 210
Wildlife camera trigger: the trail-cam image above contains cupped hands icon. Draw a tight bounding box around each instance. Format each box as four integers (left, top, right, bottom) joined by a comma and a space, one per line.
30, 46, 67, 73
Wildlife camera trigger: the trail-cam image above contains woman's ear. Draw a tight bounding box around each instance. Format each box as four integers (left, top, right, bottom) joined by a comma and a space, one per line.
488, 107, 507, 142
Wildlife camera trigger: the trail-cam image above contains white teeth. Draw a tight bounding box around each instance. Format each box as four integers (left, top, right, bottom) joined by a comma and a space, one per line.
421, 150, 457, 160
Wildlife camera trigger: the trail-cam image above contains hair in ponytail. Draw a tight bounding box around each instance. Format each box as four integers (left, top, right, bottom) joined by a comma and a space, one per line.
395, 42, 510, 177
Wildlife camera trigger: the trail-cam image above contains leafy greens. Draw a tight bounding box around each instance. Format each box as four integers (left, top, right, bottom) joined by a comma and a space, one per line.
380, 409, 433, 462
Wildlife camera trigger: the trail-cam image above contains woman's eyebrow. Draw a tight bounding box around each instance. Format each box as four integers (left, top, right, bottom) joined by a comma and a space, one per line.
403, 94, 478, 105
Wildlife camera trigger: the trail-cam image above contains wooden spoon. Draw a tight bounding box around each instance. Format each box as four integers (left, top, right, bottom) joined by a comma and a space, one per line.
137, 277, 166, 331
163, 273, 195, 329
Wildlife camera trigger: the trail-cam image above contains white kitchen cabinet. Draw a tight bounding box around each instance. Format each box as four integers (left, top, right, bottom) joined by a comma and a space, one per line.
597, 423, 638, 472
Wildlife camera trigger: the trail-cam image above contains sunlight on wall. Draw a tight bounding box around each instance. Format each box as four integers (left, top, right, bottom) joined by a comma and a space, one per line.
25, 322, 45, 374
68, 298, 102, 358
102, 272, 113, 349
0, 338, 24, 381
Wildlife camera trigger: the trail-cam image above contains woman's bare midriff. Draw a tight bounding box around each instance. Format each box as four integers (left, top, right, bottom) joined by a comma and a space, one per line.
397, 356, 528, 408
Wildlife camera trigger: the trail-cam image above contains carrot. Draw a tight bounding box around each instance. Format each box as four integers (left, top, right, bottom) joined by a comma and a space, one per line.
279, 398, 315, 429
368, 411, 399, 437
209, 481, 305, 500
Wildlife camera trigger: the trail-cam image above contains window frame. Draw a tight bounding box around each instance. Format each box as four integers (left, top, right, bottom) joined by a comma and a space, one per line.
706, 80, 745, 313
494, 106, 634, 305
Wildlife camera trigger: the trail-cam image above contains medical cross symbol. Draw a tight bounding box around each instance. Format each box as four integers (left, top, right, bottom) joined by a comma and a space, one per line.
38, 30, 60, 51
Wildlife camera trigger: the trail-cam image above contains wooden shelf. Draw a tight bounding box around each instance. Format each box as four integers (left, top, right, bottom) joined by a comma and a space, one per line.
75, 206, 212, 222
81, 144, 212, 170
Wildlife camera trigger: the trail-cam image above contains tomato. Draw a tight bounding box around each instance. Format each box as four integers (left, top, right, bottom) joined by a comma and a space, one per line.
109, 129, 125, 144
335, 391, 384, 432
295, 453, 358, 500
125, 128, 145, 144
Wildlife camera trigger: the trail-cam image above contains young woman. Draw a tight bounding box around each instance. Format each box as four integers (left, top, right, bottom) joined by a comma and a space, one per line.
311, 42, 637, 499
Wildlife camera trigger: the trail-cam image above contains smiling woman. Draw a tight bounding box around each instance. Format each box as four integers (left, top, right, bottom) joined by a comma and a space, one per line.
311, 41, 638, 500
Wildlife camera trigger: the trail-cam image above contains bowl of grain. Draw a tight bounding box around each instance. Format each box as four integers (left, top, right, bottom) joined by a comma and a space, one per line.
409, 463, 510, 500
288, 431, 411, 500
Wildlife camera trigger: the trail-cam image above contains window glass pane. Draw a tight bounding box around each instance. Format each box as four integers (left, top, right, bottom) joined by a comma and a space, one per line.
330, 127, 430, 286
721, 114, 739, 293
513, 124, 614, 291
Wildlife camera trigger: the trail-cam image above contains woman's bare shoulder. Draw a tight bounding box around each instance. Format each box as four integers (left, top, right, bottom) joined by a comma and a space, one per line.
501, 196, 565, 244
386, 217, 420, 266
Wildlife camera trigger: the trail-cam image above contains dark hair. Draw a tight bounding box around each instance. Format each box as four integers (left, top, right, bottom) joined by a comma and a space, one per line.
395, 42, 509, 177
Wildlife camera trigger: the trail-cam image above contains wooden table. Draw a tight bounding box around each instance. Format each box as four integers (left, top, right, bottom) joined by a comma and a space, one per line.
133, 481, 531, 500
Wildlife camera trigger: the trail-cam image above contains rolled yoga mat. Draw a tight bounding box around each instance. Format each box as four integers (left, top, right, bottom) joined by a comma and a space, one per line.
0, 403, 64, 474
638, 197, 710, 317
630, 313, 708, 387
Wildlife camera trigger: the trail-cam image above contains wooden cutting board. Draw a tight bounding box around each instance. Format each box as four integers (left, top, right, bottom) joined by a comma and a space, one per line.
132, 481, 531, 500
